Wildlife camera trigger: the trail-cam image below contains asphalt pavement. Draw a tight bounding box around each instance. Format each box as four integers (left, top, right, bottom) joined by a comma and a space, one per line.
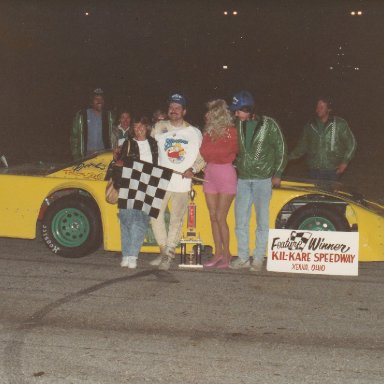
0, 237, 383, 384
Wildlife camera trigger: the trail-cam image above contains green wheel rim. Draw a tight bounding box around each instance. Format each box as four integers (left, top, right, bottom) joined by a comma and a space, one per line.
298, 216, 336, 231
51, 208, 90, 247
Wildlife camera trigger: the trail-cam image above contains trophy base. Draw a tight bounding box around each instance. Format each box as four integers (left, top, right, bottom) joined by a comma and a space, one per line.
178, 264, 204, 269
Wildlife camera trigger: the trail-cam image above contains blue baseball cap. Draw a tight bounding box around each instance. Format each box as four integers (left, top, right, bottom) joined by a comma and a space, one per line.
168, 93, 187, 107
229, 91, 255, 111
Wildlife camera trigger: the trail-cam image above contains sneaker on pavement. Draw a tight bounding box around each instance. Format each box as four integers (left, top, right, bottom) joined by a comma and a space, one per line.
249, 258, 263, 272
150, 246, 175, 267
120, 256, 130, 267
229, 257, 251, 269
149, 254, 163, 266
127, 256, 138, 269
121, 256, 137, 268
149, 246, 167, 266
158, 254, 172, 270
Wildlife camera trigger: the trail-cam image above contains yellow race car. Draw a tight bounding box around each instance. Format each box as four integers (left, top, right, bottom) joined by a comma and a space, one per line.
0, 151, 383, 261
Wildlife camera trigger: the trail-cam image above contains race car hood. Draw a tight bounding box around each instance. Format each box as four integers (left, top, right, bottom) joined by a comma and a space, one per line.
0, 151, 112, 179
0, 161, 63, 176
281, 178, 384, 217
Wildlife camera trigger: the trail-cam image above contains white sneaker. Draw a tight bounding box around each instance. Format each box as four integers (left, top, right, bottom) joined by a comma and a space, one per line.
249, 258, 263, 272
229, 257, 251, 269
120, 257, 130, 267
149, 246, 175, 267
149, 254, 163, 266
121, 256, 137, 269
158, 254, 172, 271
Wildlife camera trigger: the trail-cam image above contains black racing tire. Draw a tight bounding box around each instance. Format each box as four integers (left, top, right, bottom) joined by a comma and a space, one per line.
286, 204, 350, 232
41, 195, 102, 258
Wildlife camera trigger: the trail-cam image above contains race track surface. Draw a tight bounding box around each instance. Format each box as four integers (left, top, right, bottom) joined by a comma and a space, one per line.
0, 238, 383, 384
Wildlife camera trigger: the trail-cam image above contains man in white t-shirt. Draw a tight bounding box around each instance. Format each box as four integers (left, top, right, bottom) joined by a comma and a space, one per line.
150, 94, 205, 270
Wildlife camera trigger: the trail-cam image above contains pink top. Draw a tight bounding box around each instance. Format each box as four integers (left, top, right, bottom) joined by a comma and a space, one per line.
200, 127, 238, 164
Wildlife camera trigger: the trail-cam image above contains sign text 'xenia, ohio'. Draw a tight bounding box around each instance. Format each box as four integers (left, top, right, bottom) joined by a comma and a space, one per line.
266, 229, 359, 276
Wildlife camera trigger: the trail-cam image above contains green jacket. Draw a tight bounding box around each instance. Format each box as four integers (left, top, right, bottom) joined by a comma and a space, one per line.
70, 109, 115, 160
289, 116, 357, 170
235, 116, 287, 179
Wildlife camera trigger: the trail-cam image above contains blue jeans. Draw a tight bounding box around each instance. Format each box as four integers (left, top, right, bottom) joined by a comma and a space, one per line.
119, 209, 150, 257
235, 178, 272, 262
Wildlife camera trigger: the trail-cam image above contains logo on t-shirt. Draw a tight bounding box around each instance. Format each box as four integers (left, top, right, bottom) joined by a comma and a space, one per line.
164, 137, 188, 164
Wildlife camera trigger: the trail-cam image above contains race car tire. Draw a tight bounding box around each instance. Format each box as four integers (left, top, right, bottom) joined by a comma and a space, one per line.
286, 204, 350, 232
41, 195, 102, 258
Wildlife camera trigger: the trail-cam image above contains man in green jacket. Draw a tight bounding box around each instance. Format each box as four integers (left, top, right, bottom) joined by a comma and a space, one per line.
289, 96, 357, 180
229, 91, 287, 272
70, 88, 115, 160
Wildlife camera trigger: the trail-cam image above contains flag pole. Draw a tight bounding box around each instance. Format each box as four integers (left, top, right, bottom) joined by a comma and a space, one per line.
173, 170, 206, 183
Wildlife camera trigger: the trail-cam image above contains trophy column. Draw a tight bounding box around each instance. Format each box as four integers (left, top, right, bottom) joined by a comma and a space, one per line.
178, 188, 203, 269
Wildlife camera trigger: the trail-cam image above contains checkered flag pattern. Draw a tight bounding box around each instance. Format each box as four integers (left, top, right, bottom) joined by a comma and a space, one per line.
118, 159, 173, 218
289, 231, 312, 249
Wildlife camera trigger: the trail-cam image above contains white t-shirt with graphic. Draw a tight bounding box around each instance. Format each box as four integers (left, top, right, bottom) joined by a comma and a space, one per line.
155, 125, 202, 192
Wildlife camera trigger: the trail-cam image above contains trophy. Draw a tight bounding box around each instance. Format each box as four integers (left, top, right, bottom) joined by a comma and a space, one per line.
179, 238, 203, 269
179, 188, 203, 269
186, 189, 197, 238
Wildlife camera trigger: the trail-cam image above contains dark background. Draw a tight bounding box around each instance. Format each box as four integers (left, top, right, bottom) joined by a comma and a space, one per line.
1, 0, 383, 192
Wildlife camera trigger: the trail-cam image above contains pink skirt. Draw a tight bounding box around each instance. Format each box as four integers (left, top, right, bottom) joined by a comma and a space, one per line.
203, 163, 237, 194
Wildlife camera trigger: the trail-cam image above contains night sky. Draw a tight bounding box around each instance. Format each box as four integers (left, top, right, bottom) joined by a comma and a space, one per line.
1, 0, 384, 164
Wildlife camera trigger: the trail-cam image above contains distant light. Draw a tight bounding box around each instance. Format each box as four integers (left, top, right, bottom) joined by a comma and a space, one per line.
350, 11, 355, 16
233, 11, 238, 15
329, 66, 334, 70
350, 10, 363, 16
84, 12, 89, 16
224, 11, 228, 15
357, 11, 363, 15
354, 67, 360, 70
222, 65, 228, 69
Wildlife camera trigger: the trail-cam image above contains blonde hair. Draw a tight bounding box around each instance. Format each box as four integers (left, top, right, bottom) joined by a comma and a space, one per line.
204, 99, 234, 140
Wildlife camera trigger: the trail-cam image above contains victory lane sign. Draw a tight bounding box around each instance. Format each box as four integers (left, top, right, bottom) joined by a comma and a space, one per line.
267, 229, 359, 276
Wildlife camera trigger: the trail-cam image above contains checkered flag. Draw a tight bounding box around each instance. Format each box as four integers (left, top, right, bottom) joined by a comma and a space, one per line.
289, 231, 312, 250
118, 159, 173, 218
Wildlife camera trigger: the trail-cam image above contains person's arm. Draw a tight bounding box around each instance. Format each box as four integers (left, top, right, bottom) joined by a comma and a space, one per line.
70, 111, 82, 160
183, 128, 206, 178
111, 125, 119, 151
338, 120, 357, 173
272, 122, 288, 182
228, 126, 239, 156
107, 110, 116, 149
183, 152, 207, 178
112, 139, 132, 188
288, 125, 309, 161
192, 152, 207, 173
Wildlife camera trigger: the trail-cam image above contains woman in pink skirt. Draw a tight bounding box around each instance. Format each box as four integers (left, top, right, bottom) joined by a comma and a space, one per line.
200, 99, 238, 269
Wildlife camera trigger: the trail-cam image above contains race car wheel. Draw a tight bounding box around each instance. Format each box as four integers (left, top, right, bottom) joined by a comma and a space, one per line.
41, 195, 102, 258
286, 205, 350, 232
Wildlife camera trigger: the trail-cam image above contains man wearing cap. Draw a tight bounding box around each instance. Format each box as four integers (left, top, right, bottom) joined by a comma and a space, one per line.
229, 91, 287, 271
70, 88, 115, 160
149, 93, 205, 270
289, 96, 357, 180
